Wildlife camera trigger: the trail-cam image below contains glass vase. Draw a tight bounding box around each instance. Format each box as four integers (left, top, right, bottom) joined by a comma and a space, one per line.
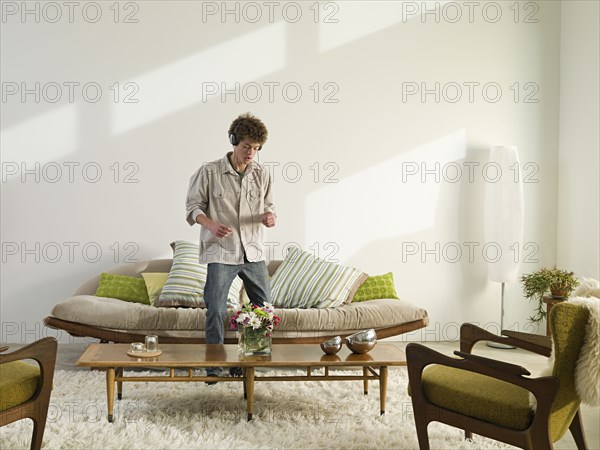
238, 327, 272, 356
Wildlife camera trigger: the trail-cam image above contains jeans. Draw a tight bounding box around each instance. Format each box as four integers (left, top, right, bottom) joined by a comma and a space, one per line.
204, 259, 271, 345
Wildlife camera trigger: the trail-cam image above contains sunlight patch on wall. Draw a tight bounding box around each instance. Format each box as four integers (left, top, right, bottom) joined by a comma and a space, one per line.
0, 104, 78, 165
110, 22, 287, 136
305, 129, 466, 261
319, 1, 449, 53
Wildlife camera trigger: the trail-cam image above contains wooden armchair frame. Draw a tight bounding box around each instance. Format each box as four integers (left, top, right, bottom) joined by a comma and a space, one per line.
0, 337, 58, 450
407, 323, 588, 450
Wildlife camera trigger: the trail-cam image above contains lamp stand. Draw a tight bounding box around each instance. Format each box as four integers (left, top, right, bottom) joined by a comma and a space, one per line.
487, 282, 516, 349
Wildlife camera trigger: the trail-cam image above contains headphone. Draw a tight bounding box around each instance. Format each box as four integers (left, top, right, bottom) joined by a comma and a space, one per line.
229, 122, 263, 150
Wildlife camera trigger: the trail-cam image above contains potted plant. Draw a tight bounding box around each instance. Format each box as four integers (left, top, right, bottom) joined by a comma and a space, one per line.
520, 267, 579, 323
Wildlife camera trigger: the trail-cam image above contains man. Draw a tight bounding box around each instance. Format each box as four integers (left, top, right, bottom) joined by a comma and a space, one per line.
186, 113, 276, 382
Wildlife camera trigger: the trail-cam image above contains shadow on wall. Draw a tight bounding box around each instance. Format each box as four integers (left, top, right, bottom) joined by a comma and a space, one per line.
1, 1, 561, 340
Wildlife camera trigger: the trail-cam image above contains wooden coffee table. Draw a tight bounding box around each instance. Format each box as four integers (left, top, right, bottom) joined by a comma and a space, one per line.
76, 343, 406, 422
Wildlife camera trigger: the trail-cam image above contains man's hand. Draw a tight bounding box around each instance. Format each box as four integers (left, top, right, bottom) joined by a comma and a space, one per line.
196, 215, 232, 237
261, 212, 276, 228
207, 220, 233, 237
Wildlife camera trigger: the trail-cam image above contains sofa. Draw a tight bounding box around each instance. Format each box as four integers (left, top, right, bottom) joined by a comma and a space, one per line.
44, 258, 429, 344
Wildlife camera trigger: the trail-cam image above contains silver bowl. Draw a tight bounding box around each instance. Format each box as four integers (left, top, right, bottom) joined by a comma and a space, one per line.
345, 329, 377, 354
320, 336, 342, 355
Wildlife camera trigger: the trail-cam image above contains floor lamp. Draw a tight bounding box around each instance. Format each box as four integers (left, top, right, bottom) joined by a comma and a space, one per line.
484, 145, 524, 349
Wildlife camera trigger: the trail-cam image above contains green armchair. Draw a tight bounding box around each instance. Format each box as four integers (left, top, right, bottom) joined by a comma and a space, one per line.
407, 302, 590, 450
0, 337, 58, 450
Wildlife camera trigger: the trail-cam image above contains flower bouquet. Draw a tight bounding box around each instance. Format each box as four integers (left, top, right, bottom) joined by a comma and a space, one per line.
229, 302, 281, 356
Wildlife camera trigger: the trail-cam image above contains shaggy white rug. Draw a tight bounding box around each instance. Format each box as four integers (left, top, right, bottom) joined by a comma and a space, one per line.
0, 368, 515, 449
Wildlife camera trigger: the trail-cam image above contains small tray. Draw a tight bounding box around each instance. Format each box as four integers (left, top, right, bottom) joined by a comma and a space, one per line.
126, 349, 162, 358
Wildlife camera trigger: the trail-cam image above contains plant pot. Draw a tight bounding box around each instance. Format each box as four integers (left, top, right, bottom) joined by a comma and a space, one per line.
238, 327, 272, 356
550, 287, 568, 299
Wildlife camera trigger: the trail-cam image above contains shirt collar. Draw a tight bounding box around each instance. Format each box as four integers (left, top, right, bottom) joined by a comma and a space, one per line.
220, 152, 257, 174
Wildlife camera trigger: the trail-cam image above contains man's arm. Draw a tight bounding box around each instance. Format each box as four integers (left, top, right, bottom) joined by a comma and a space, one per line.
185, 167, 208, 226
186, 165, 233, 237
261, 168, 276, 228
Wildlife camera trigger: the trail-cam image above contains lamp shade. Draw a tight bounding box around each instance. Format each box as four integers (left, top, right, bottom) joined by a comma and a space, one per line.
484, 146, 524, 283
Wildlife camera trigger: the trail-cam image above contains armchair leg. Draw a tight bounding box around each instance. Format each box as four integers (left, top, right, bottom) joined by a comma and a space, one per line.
30, 389, 52, 450
30, 418, 46, 450
529, 430, 553, 450
569, 409, 588, 450
414, 417, 431, 450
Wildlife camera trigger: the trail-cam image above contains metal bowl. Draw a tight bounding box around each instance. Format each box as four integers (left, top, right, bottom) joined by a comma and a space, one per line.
345, 329, 377, 354
345, 340, 376, 354
346, 329, 377, 343
320, 336, 342, 355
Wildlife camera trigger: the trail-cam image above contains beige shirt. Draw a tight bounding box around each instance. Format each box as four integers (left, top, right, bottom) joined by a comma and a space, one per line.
186, 153, 276, 264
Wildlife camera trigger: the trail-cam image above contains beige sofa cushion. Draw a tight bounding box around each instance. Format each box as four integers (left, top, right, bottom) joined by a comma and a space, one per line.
276, 299, 425, 331
51, 296, 426, 334
52, 295, 205, 331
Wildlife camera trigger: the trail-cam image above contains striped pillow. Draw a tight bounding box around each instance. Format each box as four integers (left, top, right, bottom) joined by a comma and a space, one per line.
155, 240, 242, 308
270, 247, 368, 308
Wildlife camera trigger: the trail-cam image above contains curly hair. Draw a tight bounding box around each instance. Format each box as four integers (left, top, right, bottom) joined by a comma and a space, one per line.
228, 113, 268, 146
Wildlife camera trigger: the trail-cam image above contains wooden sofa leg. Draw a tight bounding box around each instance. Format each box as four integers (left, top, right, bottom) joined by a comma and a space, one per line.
464, 430, 473, 441
569, 409, 588, 450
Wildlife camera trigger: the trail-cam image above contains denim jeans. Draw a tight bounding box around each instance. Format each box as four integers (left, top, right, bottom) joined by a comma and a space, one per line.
204, 259, 271, 344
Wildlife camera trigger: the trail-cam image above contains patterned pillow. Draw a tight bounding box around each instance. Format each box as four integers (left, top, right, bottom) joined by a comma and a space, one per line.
352, 272, 399, 302
95, 273, 150, 304
270, 247, 368, 308
155, 240, 242, 308
141, 272, 169, 306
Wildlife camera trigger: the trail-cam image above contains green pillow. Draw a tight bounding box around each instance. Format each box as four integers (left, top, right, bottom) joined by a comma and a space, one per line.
352, 272, 399, 302
141, 272, 169, 306
95, 273, 150, 304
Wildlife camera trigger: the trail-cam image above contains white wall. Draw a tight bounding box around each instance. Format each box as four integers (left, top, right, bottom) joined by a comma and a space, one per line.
557, 1, 600, 279
0, 1, 576, 343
